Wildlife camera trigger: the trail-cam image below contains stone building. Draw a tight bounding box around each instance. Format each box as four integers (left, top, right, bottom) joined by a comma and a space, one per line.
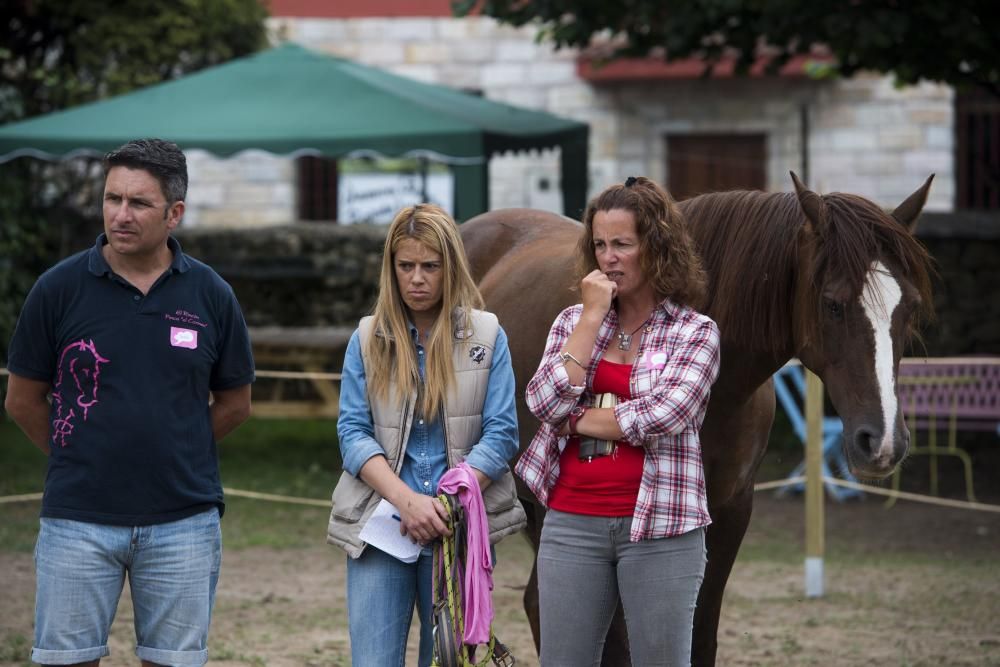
183, 0, 972, 228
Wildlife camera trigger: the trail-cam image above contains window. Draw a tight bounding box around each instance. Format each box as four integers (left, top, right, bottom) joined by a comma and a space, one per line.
297, 156, 338, 221
956, 89, 1000, 210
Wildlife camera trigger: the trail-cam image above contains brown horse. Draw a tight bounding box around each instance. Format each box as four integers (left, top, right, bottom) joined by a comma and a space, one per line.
461, 173, 935, 666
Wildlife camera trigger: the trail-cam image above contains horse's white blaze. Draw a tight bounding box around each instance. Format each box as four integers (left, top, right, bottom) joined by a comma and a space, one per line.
860, 261, 902, 459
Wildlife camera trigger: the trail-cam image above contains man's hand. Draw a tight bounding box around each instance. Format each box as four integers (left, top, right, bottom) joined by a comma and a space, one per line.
4, 374, 52, 455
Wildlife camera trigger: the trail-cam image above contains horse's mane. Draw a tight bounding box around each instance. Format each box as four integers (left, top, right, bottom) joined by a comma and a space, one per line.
679, 190, 934, 356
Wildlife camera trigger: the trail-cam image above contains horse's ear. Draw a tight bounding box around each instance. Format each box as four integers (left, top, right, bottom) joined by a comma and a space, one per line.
790, 171, 824, 226
891, 174, 935, 232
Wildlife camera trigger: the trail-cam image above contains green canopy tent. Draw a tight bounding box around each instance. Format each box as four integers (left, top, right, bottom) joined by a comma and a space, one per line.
0, 42, 589, 220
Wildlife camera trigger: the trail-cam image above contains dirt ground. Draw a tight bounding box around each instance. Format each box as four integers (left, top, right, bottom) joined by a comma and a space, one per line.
3, 493, 999, 667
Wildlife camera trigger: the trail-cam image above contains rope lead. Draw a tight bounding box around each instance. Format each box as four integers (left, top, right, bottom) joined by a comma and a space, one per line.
431, 494, 515, 667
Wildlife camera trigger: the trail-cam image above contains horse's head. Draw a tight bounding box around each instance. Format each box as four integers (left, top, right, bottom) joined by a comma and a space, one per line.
57, 339, 110, 419
791, 173, 935, 479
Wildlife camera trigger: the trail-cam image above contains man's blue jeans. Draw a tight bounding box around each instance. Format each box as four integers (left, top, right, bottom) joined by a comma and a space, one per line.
32, 508, 221, 666
346, 545, 434, 667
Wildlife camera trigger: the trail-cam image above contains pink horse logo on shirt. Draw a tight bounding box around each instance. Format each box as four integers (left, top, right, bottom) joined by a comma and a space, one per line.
51, 339, 109, 448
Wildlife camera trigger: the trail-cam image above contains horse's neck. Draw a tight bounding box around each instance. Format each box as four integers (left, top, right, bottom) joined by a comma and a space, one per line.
714, 340, 793, 403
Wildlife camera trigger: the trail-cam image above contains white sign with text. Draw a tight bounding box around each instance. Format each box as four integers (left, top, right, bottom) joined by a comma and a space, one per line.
338, 172, 454, 224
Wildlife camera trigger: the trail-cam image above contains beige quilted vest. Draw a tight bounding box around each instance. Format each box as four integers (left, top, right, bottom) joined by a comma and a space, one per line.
327, 309, 526, 558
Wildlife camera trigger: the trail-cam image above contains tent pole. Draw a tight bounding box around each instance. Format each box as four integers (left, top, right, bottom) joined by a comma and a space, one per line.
452, 160, 488, 222
419, 157, 429, 203
561, 131, 589, 219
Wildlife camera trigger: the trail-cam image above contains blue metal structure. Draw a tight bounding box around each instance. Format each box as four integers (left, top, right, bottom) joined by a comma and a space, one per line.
773, 364, 862, 501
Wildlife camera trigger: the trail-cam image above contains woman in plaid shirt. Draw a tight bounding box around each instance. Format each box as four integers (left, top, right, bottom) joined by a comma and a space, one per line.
515, 177, 721, 666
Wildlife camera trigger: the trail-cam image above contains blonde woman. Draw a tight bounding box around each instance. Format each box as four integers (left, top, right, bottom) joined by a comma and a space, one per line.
327, 204, 525, 667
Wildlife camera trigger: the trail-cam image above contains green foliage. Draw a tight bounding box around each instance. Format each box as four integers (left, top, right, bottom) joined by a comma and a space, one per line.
454, 0, 1000, 96
0, 0, 268, 364
0, 169, 53, 360
1, 0, 269, 121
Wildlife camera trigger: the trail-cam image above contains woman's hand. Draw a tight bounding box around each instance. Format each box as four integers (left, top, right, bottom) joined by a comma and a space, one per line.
397, 490, 452, 544
580, 269, 617, 320
357, 456, 453, 545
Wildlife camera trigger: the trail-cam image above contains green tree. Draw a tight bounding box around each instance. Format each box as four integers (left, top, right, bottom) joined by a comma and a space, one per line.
0, 0, 268, 365
454, 1, 999, 96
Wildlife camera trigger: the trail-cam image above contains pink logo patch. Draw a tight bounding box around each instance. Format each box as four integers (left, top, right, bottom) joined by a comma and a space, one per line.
641, 349, 669, 372
170, 327, 198, 349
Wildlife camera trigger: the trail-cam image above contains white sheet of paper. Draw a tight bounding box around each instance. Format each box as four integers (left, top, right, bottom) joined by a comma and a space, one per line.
358, 498, 423, 563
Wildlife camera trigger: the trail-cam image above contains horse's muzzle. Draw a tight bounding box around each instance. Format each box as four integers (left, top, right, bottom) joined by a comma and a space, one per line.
845, 423, 910, 479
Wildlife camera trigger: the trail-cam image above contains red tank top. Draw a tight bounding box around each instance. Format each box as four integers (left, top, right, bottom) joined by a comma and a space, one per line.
548, 359, 645, 517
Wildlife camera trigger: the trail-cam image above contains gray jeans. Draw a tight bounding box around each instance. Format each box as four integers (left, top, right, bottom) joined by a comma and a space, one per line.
537, 509, 707, 667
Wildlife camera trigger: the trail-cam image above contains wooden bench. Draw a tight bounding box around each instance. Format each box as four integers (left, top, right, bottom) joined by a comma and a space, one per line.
890, 357, 1000, 504
249, 326, 353, 419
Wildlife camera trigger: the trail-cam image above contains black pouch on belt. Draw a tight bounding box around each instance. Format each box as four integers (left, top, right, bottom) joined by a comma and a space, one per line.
578, 392, 619, 461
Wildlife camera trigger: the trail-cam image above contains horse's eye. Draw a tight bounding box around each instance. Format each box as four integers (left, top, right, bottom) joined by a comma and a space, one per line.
825, 300, 844, 319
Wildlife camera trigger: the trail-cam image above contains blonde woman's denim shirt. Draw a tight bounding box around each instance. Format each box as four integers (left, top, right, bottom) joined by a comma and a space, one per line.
337, 323, 518, 496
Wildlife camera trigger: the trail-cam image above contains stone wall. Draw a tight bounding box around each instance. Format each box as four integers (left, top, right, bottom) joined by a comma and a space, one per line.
600, 74, 953, 211
809, 75, 953, 209
175, 218, 998, 356
916, 215, 1000, 355
183, 150, 296, 228
175, 223, 387, 327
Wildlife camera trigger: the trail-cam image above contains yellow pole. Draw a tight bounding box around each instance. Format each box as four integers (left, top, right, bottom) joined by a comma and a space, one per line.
804, 367, 825, 597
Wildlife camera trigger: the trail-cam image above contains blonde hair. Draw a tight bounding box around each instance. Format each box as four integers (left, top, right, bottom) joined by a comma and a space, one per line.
365, 204, 484, 420
578, 176, 707, 310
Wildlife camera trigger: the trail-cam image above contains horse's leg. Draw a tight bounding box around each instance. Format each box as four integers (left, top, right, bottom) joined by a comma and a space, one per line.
522, 500, 543, 653
691, 491, 754, 667
600, 606, 631, 666
693, 383, 775, 666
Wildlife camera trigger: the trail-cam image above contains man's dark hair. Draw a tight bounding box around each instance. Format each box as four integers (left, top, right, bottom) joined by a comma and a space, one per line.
104, 138, 188, 203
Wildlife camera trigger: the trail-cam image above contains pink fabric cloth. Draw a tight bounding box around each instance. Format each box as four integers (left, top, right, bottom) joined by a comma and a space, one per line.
438, 462, 493, 645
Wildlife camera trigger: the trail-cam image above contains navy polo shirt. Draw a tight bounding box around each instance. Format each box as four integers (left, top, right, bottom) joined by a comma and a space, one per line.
7, 235, 255, 526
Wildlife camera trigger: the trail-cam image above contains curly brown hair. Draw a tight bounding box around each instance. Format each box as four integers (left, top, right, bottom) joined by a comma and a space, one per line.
577, 177, 707, 310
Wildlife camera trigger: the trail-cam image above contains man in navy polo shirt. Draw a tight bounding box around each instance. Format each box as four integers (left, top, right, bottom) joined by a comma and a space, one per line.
5, 138, 255, 666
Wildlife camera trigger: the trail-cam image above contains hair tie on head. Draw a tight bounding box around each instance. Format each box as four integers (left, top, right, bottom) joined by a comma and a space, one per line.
624, 176, 638, 187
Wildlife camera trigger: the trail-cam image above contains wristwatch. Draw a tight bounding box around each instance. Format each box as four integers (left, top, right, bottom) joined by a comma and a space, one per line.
568, 406, 587, 435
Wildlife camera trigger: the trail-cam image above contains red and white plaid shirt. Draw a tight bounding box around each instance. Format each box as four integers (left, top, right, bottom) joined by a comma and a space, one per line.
516, 298, 720, 542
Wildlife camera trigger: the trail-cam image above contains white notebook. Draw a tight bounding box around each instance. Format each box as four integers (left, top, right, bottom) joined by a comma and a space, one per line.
358, 498, 423, 563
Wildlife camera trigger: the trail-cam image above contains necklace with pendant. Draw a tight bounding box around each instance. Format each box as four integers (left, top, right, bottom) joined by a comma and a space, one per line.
617, 320, 648, 351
